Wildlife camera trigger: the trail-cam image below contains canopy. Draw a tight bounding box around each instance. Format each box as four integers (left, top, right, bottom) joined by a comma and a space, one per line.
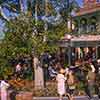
59, 35, 100, 47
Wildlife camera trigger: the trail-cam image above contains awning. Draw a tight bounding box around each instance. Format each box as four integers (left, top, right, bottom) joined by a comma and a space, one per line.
59, 35, 100, 47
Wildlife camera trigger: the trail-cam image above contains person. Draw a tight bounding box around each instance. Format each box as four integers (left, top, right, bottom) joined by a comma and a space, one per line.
15, 62, 22, 78
40, 52, 50, 82
87, 63, 100, 99
48, 62, 58, 80
73, 62, 93, 99
97, 61, 100, 99
87, 65, 96, 98
67, 69, 76, 100
56, 68, 66, 100
65, 67, 73, 100
0, 79, 10, 100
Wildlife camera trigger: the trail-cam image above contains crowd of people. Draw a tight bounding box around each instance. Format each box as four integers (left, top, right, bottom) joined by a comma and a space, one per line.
55, 59, 100, 100
0, 49, 100, 100
39, 50, 100, 100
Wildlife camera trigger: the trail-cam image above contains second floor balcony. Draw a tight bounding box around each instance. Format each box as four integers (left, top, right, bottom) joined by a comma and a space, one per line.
73, 23, 99, 35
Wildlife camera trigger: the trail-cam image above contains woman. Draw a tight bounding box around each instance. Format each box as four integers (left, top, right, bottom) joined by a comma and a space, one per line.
56, 68, 66, 100
0, 79, 10, 100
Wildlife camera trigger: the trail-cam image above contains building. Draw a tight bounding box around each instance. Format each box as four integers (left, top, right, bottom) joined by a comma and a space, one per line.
74, 0, 100, 34
59, 0, 100, 65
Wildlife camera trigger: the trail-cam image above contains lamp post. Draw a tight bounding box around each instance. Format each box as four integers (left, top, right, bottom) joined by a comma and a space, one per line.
65, 34, 72, 66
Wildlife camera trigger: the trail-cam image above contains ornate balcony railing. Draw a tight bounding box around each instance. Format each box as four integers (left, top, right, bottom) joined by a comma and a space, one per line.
72, 25, 100, 35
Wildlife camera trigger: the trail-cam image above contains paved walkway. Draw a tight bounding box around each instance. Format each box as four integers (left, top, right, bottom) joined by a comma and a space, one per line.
33, 95, 100, 100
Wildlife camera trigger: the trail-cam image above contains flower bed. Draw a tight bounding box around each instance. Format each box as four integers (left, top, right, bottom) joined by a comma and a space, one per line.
16, 92, 33, 100
33, 82, 58, 97
33, 81, 86, 97
7, 80, 96, 98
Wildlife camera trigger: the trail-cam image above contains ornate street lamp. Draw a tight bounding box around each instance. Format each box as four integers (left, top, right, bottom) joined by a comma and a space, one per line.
65, 34, 72, 66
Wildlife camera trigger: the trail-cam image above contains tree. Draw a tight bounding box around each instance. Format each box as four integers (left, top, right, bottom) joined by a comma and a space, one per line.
0, 13, 66, 88
0, 0, 79, 24
0, 0, 79, 88
0, 14, 34, 79
0, 0, 20, 21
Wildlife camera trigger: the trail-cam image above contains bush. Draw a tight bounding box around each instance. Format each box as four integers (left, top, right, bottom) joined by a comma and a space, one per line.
33, 81, 58, 97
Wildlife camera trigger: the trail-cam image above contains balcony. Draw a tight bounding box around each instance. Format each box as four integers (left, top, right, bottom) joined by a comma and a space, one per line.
72, 24, 99, 35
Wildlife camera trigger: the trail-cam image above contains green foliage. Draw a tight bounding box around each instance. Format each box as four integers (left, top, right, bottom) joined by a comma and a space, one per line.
2, 15, 33, 56
0, 13, 67, 79
33, 82, 58, 96
0, 14, 35, 78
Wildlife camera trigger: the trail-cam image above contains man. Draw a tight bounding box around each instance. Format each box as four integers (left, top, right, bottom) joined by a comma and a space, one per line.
74, 63, 93, 99
94, 60, 100, 99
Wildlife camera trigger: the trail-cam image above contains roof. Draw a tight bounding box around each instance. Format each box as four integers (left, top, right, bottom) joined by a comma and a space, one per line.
61, 35, 100, 41
59, 35, 100, 47
75, 3, 100, 16
71, 35, 100, 42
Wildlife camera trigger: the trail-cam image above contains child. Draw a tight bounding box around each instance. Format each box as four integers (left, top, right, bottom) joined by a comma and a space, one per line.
56, 68, 66, 100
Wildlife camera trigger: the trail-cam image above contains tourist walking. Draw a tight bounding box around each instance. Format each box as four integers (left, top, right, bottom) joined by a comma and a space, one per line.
96, 59, 100, 99
56, 68, 66, 100
87, 65, 95, 99
87, 62, 100, 99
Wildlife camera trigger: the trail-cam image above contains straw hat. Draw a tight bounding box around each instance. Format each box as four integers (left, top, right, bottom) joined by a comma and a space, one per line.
75, 60, 82, 67
59, 68, 65, 74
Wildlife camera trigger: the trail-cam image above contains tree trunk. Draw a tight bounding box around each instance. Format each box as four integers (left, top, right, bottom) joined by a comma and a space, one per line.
33, 56, 44, 89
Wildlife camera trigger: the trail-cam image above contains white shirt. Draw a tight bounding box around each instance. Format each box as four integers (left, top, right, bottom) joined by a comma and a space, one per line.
0, 80, 9, 90
56, 74, 66, 95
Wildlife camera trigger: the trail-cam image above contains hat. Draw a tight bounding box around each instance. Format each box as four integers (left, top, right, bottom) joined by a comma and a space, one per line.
59, 68, 65, 74
75, 61, 81, 67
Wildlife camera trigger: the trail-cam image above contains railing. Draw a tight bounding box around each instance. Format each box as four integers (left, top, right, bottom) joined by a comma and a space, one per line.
72, 26, 100, 35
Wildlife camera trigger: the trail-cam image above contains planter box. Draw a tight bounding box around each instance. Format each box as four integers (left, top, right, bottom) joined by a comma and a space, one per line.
16, 92, 33, 100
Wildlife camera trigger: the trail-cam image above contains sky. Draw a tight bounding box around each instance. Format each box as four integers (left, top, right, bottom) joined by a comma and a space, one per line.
0, 20, 5, 39
0, 0, 83, 39
76, 0, 83, 7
